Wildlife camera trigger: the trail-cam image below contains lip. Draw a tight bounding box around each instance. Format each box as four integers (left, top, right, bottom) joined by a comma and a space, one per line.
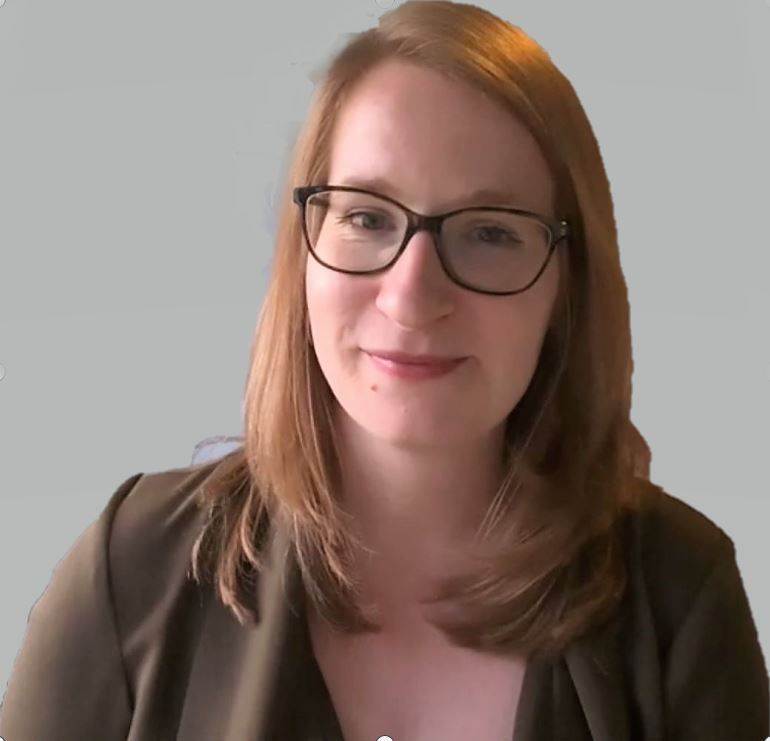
363, 351, 467, 380
362, 350, 466, 364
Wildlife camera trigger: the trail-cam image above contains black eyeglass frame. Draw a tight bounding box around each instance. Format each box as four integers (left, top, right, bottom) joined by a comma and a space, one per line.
293, 184, 570, 296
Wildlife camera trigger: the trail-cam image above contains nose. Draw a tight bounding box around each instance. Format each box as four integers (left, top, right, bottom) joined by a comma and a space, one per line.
374, 228, 455, 327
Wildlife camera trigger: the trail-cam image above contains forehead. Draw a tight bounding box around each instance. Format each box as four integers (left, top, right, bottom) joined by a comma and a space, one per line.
327, 60, 555, 214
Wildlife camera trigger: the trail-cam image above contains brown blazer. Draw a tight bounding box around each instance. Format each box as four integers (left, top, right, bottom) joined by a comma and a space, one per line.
1, 458, 768, 740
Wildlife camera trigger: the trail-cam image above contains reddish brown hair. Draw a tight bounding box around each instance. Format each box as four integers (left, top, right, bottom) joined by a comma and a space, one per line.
190, 0, 652, 660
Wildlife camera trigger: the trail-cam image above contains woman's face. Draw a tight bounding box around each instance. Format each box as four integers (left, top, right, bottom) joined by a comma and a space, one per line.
305, 60, 564, 450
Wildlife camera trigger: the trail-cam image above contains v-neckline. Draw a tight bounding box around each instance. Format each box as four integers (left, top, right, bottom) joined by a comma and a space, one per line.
297, 605, 552, 741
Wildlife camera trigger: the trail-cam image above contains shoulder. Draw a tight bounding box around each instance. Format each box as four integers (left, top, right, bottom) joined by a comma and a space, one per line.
622, 477, 733, 576
108, 458, 223, 566
613, 483, 769, 736
106, 456, 235, 614
31, 457, 236, 636
0, 458, 234, 735
617, 478, 736, 650
104, 456, 247, 692
18, 459, 224, 613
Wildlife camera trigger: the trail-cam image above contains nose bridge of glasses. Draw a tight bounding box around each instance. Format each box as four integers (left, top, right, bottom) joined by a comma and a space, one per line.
403, 211, 445, 248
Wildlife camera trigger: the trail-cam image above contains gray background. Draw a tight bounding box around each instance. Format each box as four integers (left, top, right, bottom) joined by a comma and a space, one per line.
1, 0, 768, 693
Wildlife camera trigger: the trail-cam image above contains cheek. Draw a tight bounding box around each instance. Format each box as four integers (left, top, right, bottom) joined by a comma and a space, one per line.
305, 261, 343, 335
477, 299, 554, 401
305, 258, 332, 311
305, 262, 365, 359
484, 324, 541, 384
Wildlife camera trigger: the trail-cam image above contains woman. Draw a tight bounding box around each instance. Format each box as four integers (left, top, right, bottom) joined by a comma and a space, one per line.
1, 2, 767, 739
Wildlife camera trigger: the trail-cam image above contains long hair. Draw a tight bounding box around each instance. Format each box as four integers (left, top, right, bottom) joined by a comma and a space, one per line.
190, 0, 652, 661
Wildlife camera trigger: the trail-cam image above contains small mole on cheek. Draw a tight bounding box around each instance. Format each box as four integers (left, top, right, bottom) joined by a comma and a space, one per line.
370, 383, 379, 391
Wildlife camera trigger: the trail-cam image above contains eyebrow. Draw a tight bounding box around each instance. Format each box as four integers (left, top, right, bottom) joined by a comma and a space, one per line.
334, 176, 522, 211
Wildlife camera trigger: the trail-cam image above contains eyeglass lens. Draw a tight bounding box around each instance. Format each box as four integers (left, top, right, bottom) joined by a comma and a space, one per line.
304, 189, 551, 293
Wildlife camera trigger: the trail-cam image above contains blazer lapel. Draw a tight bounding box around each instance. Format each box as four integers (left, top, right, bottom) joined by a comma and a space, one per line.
176, 520, 299, 741
563, 612, 631, 741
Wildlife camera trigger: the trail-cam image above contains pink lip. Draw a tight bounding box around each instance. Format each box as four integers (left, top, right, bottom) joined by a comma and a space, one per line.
362, 349, 465, 364
365, 351, 467, 380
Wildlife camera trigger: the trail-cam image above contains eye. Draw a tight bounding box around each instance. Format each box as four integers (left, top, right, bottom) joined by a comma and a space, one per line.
336, 211, 392, 231
471, 225, 523, 245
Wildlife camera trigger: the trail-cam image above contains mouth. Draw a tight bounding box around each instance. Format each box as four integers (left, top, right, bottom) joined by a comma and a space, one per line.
361, 349, 467, 365
363, 351, 467, 380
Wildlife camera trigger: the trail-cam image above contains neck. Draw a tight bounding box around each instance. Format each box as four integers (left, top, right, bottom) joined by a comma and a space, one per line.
333, 409, 510, 609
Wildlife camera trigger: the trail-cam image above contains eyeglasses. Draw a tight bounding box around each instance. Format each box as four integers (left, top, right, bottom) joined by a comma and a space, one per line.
293, 185, 570, 296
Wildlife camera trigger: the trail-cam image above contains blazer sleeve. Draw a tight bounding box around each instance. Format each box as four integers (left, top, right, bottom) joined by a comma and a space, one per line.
0, 472, 144, 740
663, 535, 770, 740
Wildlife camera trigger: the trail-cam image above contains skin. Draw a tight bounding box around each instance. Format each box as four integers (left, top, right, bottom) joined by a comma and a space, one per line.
304, 59, 565, 613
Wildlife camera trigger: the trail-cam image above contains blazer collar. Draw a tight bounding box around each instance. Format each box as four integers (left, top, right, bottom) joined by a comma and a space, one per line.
176, 519, 631, 741
563, 614, 631, 740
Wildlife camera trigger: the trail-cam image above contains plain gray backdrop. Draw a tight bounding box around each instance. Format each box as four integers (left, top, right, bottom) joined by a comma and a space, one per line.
1, 0, 768, 695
